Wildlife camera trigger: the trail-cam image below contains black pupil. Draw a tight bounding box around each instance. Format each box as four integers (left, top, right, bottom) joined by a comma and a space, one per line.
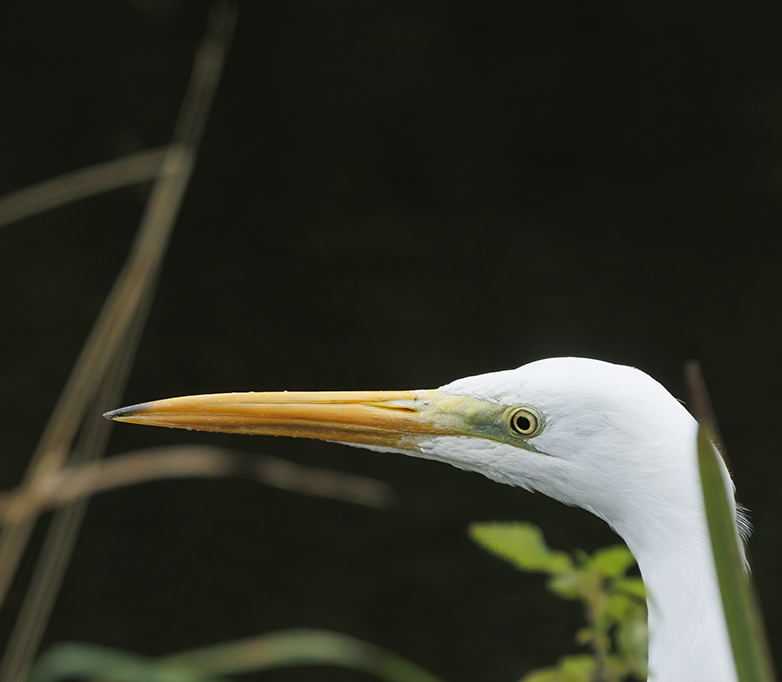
515, 414, 531, 432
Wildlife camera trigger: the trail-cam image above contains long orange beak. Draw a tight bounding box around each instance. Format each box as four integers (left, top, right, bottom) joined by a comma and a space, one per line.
104, 390, 499, 453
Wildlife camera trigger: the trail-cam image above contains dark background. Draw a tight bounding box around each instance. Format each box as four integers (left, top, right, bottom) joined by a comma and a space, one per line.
1, 1, 781, 680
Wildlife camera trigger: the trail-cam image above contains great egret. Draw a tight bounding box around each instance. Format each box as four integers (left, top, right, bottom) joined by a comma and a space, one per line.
105, 357, 744, 682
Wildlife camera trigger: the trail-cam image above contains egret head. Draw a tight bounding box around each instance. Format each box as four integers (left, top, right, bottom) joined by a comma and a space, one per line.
426, 358, 700, 528
105, 357, 700, 533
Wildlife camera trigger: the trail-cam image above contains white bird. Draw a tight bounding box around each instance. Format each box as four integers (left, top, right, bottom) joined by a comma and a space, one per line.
105, 357, 744, 682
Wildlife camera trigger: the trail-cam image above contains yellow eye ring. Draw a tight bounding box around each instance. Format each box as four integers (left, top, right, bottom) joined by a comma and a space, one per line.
509, 407, 542, 437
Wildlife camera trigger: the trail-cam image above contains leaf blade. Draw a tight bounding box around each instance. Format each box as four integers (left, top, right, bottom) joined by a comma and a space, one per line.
698, 426, 775, 682
469, 522, 573, 574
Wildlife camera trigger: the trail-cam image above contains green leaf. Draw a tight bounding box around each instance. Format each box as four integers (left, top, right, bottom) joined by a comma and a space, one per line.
469, 522, 573, 574
697, 427, 775, 682
520, 655, 596, 682
613, 578, 646, 600
162, 629, 446, 682
574, 627, 594, 646
27, 645, 228, 682
615, 617, 649, 678
604, 593, 637, 621
28, 630, 447, 682
587, 546, 636, 578
546, 570, 583, 600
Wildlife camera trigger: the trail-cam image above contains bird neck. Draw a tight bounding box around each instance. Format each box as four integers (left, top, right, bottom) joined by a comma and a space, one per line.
614, 484, 738, 682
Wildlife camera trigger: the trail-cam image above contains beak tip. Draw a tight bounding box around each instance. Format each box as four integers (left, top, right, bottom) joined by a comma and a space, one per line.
104, 403, 146, 422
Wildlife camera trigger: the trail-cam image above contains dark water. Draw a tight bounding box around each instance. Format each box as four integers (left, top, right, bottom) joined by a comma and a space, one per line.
1, 2, 781, 679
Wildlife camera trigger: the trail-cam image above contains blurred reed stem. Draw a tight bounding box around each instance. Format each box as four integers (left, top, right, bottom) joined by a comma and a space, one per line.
0, 4, 237, 680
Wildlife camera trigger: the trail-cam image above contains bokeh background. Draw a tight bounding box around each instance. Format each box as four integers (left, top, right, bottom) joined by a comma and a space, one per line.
1, 1, 781, 680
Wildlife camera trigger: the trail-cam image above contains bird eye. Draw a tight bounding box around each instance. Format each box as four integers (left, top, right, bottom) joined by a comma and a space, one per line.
508, 407, 542, 437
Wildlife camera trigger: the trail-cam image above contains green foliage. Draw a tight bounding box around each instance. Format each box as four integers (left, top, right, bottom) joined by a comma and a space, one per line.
469, 522, 574, 574
28, 644, 228, 682
470, 522, 647, 682
522, 655, 596, 682
27, 630, 447, 682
